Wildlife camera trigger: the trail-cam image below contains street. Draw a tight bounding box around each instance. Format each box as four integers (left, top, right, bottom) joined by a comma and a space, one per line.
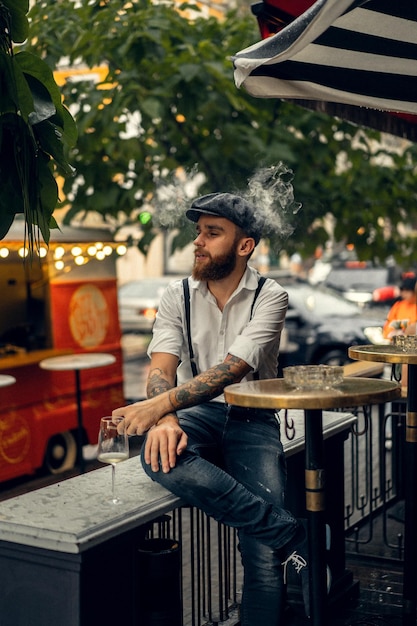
121, 333, 150, 401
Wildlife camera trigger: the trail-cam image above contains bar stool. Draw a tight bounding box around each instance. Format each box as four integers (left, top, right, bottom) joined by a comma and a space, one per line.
39, 353, 116, 473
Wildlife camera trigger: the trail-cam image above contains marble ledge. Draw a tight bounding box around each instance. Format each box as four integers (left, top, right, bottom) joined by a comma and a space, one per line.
0, 409, 355, 556
0, 458, 183, 555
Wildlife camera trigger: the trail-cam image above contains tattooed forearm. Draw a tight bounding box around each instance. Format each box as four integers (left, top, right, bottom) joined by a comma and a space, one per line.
147, 367, 174, 398
168, 355, 249, 410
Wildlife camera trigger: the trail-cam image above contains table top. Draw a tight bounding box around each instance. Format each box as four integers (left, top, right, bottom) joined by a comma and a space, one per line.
39, 353, 116, 372
224, 377, 401, 410
349, 344, 417, 365
0, 375, 16, 388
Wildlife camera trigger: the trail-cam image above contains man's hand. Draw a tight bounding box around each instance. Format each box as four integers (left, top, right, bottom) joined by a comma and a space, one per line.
113, 395, 171, 435
144, 415, 188, 473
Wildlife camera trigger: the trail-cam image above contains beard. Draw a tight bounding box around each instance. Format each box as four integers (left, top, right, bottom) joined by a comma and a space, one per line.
192, 245, 237, 281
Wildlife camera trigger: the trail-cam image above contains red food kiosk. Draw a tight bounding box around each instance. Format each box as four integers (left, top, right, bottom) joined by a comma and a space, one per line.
0, 218, 126, 481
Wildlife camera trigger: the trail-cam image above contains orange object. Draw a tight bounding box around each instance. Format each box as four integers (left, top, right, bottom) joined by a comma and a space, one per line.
0, 224, 125, 482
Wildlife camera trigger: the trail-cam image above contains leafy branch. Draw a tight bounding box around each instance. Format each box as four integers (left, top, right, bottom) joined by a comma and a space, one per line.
0, 0, 77, 252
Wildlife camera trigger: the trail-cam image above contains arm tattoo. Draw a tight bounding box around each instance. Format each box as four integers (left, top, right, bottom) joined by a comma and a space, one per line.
169, 355, 248, 410
147, 367, 173, 398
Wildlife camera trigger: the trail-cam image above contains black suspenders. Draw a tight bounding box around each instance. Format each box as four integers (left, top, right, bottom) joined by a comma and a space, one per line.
182, 276, 267, 378
249, 276, 267, 319
182, 277, 198, 377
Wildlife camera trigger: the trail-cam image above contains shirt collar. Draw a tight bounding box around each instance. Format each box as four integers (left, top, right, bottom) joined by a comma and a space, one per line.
188, 266, 260, 296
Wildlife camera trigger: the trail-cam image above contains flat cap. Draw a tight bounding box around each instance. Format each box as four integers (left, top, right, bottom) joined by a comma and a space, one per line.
186, 193, 263, 245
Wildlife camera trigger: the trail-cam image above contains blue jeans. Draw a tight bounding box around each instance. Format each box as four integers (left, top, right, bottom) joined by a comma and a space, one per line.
141, 402, 298, 626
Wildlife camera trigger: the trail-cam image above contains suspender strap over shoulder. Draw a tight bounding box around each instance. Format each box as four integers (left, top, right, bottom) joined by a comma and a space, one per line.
250, 276, 266, 320
182, 278, 198, 377
250, 276, 266, 380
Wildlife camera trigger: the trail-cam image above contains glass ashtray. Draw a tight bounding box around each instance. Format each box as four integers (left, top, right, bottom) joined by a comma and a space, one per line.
283, 365, 344, 390
392, 335, 417, 352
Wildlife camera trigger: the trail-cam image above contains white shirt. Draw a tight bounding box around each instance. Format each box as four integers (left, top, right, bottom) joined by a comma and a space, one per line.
148, 266, 288, 401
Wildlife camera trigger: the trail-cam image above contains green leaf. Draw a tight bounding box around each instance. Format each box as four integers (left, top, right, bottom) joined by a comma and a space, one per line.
60, 106, 78, 147
177, 63, 200, 82
36, 157, 58, 244
34, 120, 73, 175
15, 52, 64, 118
0, 209, 16, 239
2, 0, 29, 43
24, 74, 57, 125
0, 54, 20, 114
2, 0, 29, 14
0, 113, 30, 214
140, 97, 164, 120
137, 230, 156, 256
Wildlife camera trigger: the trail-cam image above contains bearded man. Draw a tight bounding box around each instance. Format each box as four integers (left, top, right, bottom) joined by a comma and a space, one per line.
113, 192, 316, 625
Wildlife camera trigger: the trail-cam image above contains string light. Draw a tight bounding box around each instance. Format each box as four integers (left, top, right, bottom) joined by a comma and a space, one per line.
0, 241, 127, 272
54, 246, 65, 259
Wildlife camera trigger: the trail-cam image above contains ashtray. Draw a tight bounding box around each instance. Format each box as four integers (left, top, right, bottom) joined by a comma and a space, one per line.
283, 365, 344, 390
392, 335, 417, 352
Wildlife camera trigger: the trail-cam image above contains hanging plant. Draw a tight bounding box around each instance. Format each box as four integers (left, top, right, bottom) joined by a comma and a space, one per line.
0, 0, 77, 253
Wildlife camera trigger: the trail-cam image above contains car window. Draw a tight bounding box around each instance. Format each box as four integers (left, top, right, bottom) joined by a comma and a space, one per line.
325, 268, 389, 290
287, 285, 361, 317
120, 280, 169, 298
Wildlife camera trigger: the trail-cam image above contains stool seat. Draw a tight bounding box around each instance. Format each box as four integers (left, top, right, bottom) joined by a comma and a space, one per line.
39, 353, 116, 473
39, 353, 115, 372
0, 375, 16, 388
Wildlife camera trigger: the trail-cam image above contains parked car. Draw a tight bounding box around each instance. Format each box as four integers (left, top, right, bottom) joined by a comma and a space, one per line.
322, 265, 400, 308
118, 276, 184, 333
266, 273, 387, 370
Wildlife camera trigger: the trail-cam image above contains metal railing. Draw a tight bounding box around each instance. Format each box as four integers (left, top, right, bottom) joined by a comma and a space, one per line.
343, 398, 406, 560
145, 507, 243, 626
144, 396, 407, 625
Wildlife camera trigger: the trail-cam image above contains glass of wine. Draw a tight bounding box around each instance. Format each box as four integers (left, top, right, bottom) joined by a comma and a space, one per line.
97, 416, 129, 504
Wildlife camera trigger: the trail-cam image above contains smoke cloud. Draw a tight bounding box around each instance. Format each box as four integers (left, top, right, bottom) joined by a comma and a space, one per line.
152, 163, 301, 250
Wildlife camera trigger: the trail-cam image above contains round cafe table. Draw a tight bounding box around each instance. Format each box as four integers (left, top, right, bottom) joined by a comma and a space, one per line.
39, 353, 116, 473
224, 376, 401, 626
349, 344, 417, 624
0, 375, 16, 388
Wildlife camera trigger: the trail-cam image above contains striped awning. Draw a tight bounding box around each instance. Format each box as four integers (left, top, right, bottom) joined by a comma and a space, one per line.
233, 0, 417, 138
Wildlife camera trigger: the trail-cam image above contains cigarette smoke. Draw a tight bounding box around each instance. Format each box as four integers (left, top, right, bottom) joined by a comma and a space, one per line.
244, 163, 301, 243
152, 166, 202, 241
152, 163, 301, 250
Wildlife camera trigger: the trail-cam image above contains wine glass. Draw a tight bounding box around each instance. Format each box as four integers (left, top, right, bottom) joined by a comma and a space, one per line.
97, 416, 129, 504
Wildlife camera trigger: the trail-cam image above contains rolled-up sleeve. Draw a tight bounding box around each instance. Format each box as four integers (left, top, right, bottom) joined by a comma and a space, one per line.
227, 283, 288, 374
147, 281, 184, 358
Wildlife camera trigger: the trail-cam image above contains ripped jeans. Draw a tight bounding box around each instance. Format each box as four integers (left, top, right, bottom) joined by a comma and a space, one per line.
141, 401, 298, 626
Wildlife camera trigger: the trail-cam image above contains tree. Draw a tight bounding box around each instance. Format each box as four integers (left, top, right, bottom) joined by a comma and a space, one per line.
0, 0, 77, 250
23, 0, 417, 264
